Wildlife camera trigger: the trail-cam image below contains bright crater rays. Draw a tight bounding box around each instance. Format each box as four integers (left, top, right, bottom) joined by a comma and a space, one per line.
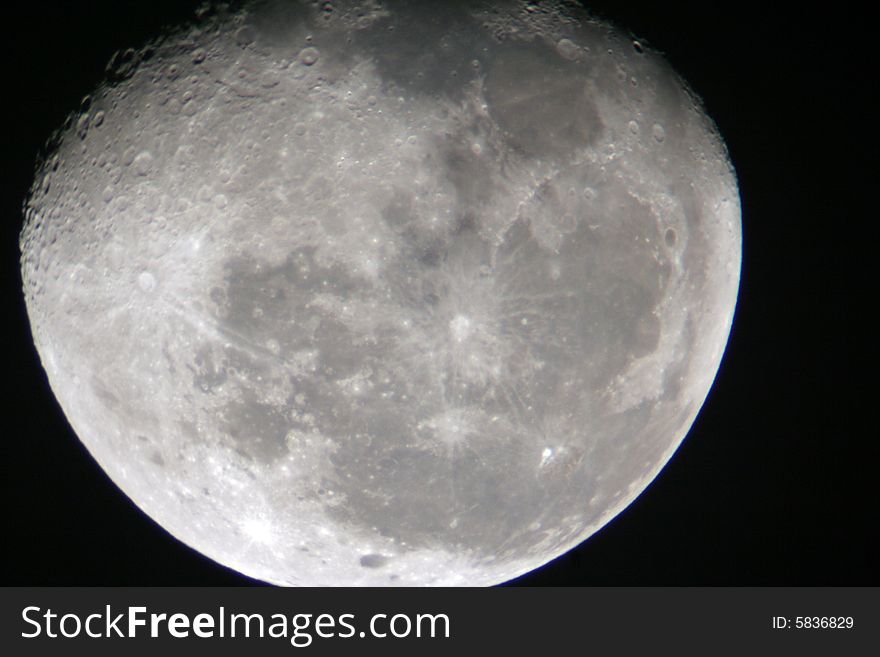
20, 0, 741, 586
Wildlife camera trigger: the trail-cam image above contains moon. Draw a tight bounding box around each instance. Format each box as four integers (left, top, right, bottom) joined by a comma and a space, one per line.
20, 0, 740, 586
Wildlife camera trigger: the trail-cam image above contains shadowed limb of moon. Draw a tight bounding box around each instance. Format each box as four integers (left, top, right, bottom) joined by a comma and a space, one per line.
20, 0, 740, 586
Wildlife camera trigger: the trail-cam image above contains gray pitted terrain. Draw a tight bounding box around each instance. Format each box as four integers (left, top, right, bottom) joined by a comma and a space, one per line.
20, 0, 740, 585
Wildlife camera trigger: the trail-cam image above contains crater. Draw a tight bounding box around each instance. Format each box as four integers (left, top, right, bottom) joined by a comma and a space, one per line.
359, 553, 388, 568
449, 314, 472, 343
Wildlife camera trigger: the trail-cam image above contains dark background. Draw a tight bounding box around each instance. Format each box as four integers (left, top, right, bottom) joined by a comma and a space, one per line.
1, 1, 873, 586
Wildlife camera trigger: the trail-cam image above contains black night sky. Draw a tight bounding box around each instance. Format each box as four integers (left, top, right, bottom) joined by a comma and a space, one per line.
1, 1, 874, 586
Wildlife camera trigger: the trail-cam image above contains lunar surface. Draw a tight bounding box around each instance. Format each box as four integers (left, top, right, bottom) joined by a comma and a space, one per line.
20, 0, 741, 586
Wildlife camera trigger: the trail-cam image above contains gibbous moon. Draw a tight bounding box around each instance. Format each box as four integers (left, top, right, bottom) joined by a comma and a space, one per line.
20, 0, 740, 585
